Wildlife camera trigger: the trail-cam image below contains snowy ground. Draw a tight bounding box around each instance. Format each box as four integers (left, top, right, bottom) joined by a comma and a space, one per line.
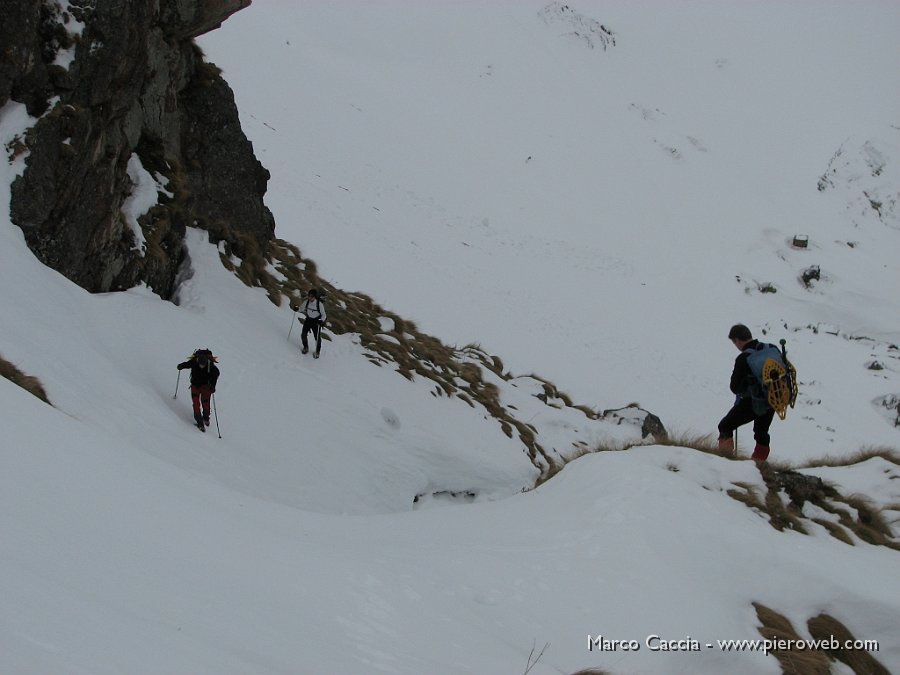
2, 1, 899, 674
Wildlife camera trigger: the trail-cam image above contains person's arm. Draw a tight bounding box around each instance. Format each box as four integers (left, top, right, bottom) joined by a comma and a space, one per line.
729, 353, 749, 395
177, 359, 192, 370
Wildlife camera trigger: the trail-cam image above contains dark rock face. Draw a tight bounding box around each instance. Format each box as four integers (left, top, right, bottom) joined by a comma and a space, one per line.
3, 0, 273, 298
179, 63, 276, 259
0, 2, 50, 115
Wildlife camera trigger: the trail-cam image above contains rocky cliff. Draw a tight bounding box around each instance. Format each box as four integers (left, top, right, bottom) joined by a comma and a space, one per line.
1, 0, 274, 297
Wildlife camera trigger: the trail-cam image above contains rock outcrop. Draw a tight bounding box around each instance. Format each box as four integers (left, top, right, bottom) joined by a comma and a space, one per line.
1, 0, 274, 297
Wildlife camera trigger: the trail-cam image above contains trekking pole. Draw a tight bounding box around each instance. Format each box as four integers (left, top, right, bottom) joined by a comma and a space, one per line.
287, 306, 298, 341
174, 370, 181, 399
212, 393, 222, 439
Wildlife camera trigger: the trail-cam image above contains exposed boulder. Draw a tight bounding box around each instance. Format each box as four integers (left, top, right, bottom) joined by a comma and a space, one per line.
800, 264, 821, 288
601, 404, 668, 440
770, 469, 831, 509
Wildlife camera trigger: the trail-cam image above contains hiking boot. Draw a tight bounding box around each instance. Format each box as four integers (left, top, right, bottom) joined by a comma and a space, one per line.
301, 347, 309, 354
314, 351, 320, 359
752, 444, 770, 462
203, 416, 210, 427
717, 436, 735, 456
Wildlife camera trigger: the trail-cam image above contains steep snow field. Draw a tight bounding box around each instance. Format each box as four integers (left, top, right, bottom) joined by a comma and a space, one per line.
2, 1, 899, 674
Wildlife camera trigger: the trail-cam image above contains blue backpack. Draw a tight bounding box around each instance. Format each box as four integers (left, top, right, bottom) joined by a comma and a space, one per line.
743, 341, 798, 419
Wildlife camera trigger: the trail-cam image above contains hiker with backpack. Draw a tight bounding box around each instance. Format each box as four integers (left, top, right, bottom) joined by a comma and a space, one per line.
717, 324, 785, 462
177, 348, 220, 431
298, 288, 327, 358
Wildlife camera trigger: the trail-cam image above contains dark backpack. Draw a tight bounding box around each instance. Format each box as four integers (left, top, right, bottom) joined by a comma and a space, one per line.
743, 341, 798, 419
192, 348, 217, 369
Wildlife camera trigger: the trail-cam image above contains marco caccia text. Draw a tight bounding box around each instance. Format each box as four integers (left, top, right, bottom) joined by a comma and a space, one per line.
588, 635, 703, 652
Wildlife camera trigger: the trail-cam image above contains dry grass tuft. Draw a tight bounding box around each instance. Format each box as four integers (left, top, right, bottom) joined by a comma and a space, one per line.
718, 458, 900, 550
0, 354, 51, 405
752, 603, 831, 675
825, 494, 900, 551
761, 486, 808, 534
727, 481, 767, 513
649, 431, 720, 454
5, 134, 28, 162
807, 613, 891, 675
800, 446, 900, 468
810, 518, 856, 546
752, 603, 891, 674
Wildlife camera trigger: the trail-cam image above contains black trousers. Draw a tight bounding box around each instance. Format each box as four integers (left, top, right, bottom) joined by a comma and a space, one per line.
718, 397, 775, 446
301, 317, 322, 353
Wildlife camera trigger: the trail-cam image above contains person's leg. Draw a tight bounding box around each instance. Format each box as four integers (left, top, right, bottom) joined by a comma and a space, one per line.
313, 321, 322, 356
190, 386, 203, 424
199, 385, 212, 424
301, 318, 313, 353
751, 409, 776, 460
718, 398, 755, 454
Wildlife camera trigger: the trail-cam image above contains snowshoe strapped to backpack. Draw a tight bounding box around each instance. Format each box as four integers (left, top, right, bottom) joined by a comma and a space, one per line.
743, 342, 798, 420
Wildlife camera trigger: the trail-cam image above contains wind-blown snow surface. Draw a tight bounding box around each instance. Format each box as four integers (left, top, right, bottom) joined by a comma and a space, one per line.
2, 2, 900, 674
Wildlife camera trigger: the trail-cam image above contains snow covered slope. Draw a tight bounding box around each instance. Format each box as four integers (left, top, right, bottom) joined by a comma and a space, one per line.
2, 1, 899, 674
200, 0, 900, 458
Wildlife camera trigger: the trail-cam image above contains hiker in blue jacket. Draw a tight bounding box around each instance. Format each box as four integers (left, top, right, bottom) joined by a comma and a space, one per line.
717, 324, 775, 461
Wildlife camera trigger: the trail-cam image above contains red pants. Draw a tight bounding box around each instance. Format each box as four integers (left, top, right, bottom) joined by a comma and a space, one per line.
191, 384, 212, 420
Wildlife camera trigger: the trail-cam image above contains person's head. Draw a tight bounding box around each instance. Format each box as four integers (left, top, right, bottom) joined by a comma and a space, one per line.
728, 323, 753, 349
195, 349, 211, 367
308, 289, 318, 300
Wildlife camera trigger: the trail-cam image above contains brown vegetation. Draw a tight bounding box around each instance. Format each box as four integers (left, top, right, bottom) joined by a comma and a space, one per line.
218, 237, 664, 480
753, 603, 890, 675
0, 354, 51, 404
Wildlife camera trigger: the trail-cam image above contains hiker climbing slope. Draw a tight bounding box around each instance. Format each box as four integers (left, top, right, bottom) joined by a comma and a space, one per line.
177, 348, 220, 431
298, 289, 327, 358
717, 324, 789, 462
